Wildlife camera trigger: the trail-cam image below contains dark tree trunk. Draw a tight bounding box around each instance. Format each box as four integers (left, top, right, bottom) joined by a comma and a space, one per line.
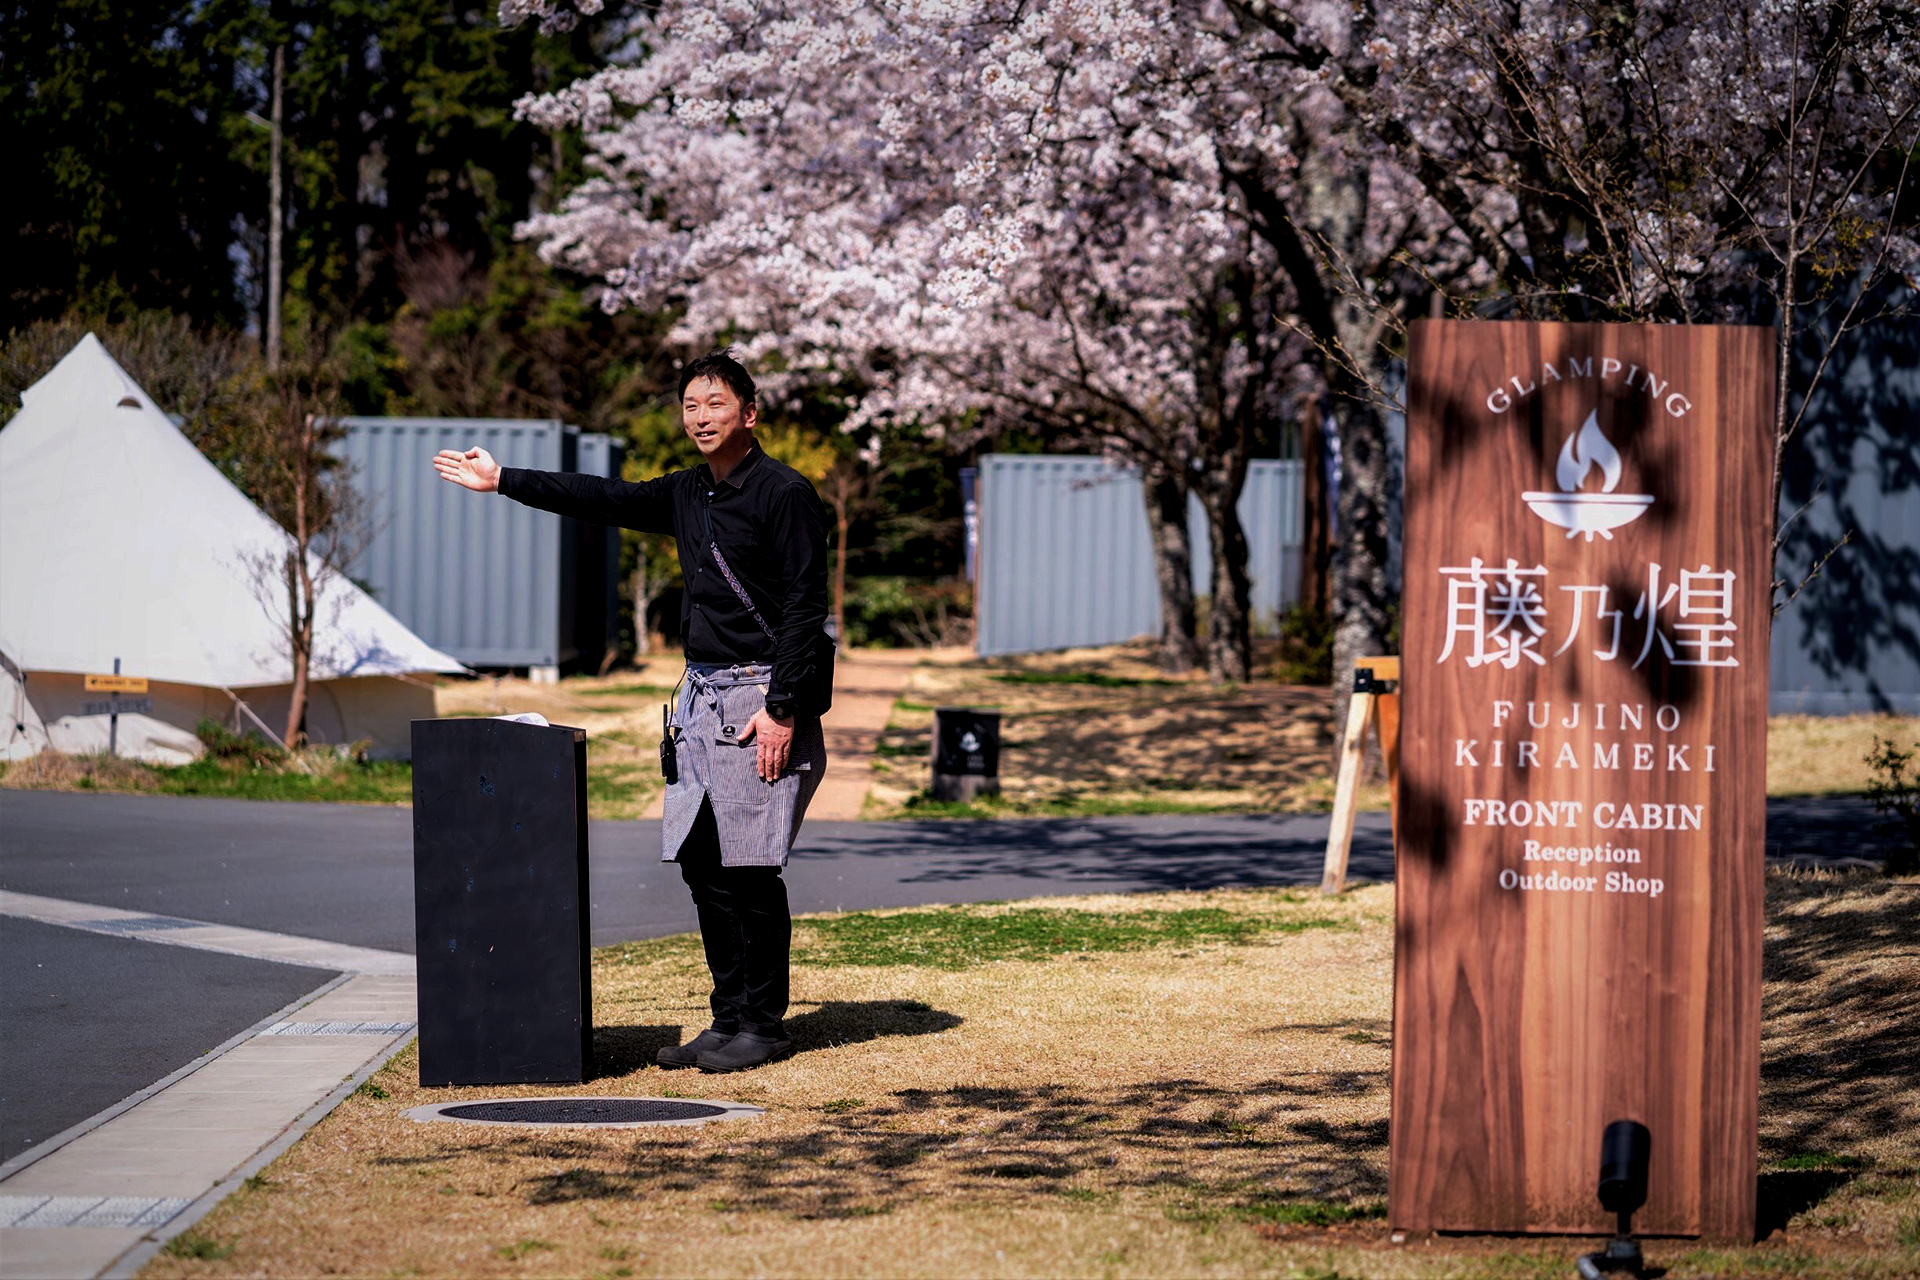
1242, 133, 1396, 759
1299, 397, 1332, 614
1327, 393, 1395, 752
630, 562, 652, 656
1198, 483, 1254, 681
1143, 466, 1200, 673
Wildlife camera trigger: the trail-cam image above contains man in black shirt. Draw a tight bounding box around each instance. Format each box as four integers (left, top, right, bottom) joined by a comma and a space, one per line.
432, 351, 831, 1073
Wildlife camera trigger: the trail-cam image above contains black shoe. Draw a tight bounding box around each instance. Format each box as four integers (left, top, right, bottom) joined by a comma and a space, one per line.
694, 1031, 792, 1073
657, 1027, 736, 1069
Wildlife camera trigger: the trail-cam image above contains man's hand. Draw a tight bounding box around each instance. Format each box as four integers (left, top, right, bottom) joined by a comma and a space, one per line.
432, 446, 502, 492
735, 707, 795, 782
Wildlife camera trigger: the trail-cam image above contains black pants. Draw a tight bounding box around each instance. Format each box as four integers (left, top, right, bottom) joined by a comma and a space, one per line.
677, 799, 791, 1037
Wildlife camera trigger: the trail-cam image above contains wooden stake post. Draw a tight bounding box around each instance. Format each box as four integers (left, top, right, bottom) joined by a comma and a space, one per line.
1320, 655, 1400, 895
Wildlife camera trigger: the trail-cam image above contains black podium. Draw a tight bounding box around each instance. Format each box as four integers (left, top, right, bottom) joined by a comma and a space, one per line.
411, 717, 594, 1086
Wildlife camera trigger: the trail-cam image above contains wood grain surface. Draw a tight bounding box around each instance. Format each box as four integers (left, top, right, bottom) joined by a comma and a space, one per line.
1393, 320, 1772, 1240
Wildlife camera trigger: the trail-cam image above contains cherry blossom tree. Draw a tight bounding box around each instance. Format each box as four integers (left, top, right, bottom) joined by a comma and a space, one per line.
500, 0, 1917, 704
1227, 0, 1920, 612
498, 0, 1314, 680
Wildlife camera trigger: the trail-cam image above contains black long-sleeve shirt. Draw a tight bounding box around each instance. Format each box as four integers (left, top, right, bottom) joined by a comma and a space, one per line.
497, 443, 830, 702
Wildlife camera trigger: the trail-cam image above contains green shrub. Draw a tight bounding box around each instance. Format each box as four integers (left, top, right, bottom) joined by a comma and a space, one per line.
1865, 735, 1920, 876
192, 716, 283, 765
1274, 604, 1334, 685
842, 576, 971, 648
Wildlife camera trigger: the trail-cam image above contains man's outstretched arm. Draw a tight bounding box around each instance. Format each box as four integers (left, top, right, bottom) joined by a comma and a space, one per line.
433, 446, 677, 535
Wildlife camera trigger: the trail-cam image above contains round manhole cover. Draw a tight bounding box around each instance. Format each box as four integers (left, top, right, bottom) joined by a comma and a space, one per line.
446, 1099, 724, 1124
403, 1096, 762, 1129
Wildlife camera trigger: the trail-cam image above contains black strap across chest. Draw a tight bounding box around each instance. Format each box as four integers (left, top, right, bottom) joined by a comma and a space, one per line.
700, 487, 777, 642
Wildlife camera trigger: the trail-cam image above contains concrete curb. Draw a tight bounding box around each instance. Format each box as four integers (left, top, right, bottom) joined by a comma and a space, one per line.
101, 1028, 419, 1280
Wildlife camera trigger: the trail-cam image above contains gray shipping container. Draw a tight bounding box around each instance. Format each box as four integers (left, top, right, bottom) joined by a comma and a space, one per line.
335, 417, 623, 672
976, 437, 1920, 712
1769, 428, 1920, 715
975, 454, 1304, 658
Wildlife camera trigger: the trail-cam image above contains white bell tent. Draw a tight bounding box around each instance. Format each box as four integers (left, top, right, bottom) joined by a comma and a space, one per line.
0, 333, 469, 764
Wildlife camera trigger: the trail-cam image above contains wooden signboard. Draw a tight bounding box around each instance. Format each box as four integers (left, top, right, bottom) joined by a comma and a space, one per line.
1395, 321, 1772, 1241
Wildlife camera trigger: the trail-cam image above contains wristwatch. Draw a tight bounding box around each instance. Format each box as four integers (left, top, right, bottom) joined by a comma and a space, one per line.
765, 696, 796, 721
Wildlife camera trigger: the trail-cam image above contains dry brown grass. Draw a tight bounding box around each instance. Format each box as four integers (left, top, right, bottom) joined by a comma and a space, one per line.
866, 641, 1369, 817
1768, 715, 1920, 796
1755, 870, 1920, 1247
7, 650, 1903, 823
139, 872, 1919, 1280
864, 648, 1917, 818
0, 746, 162, 791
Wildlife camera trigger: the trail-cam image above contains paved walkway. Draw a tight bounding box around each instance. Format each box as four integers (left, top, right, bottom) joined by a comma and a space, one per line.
640, 648, 919, 822
807, 648, 921, 820
0, 894, 412, 1279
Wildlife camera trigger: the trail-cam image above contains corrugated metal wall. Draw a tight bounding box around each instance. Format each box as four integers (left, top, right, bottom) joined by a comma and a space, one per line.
336, 417, 621, 670
975, 454, 1304, 658
975, 431, 1920, 711
1189, 461, 1305, 624
976, 456, 1160, 657
1766, 295, 1920, 714
1769, 434, 1920, 714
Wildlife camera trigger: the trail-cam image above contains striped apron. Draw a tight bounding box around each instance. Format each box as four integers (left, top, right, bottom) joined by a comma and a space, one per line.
662, 662, 827, 868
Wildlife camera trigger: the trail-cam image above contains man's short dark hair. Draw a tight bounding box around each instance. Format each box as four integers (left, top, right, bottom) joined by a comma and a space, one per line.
678, 349, 757, 408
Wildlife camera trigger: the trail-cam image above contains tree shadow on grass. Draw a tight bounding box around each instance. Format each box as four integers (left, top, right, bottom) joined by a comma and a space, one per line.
871, 677, 1338, 812
1759, 876, 1920, 1162
483, 1072, 1389, 1220
1752, 874, 1919, 1240
1255, 1018, 1392, 1046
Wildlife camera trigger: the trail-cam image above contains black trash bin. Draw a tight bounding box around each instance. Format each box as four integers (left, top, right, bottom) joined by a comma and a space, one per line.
411, 717, 594, 1086
931, 707, 1001, 802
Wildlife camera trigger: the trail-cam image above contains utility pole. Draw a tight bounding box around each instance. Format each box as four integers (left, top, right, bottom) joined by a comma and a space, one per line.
267, 44, 285, 371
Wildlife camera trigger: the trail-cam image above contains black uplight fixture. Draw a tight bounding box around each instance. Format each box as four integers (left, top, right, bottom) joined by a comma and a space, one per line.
1577, 1119, 1651, 1279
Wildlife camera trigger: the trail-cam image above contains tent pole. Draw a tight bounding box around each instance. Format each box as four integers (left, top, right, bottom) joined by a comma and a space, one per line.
221, 686, 315, 774
1, 649, 33, 753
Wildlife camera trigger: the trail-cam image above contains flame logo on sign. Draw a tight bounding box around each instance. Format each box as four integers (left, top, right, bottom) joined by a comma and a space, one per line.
1522, 410, 1654, 540
1557, 410, 1623, 493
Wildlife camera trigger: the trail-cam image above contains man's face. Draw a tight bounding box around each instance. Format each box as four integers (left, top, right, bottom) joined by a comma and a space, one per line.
682, 376, 756, 459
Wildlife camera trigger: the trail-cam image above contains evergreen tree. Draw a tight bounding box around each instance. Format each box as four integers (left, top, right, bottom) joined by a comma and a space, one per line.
2, 0, 261, 326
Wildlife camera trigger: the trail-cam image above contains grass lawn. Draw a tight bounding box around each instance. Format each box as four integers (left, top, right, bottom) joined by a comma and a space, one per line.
3, 646, 1914, 822
0, 663, 686, 821
0, 746, 419, 805
139, 870, 1917, 1280
863, 642, 1377, 818
864, 642, 1920, 819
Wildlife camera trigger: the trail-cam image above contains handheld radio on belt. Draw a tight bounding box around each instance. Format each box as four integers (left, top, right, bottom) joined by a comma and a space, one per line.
659, 701, 678, 783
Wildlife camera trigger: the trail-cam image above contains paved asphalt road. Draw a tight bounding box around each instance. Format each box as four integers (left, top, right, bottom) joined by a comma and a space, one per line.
0, 790, 1404, 952
0, 790, 1887, 952
0, 787, 1889, 1162
0, 914, 332, 1163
